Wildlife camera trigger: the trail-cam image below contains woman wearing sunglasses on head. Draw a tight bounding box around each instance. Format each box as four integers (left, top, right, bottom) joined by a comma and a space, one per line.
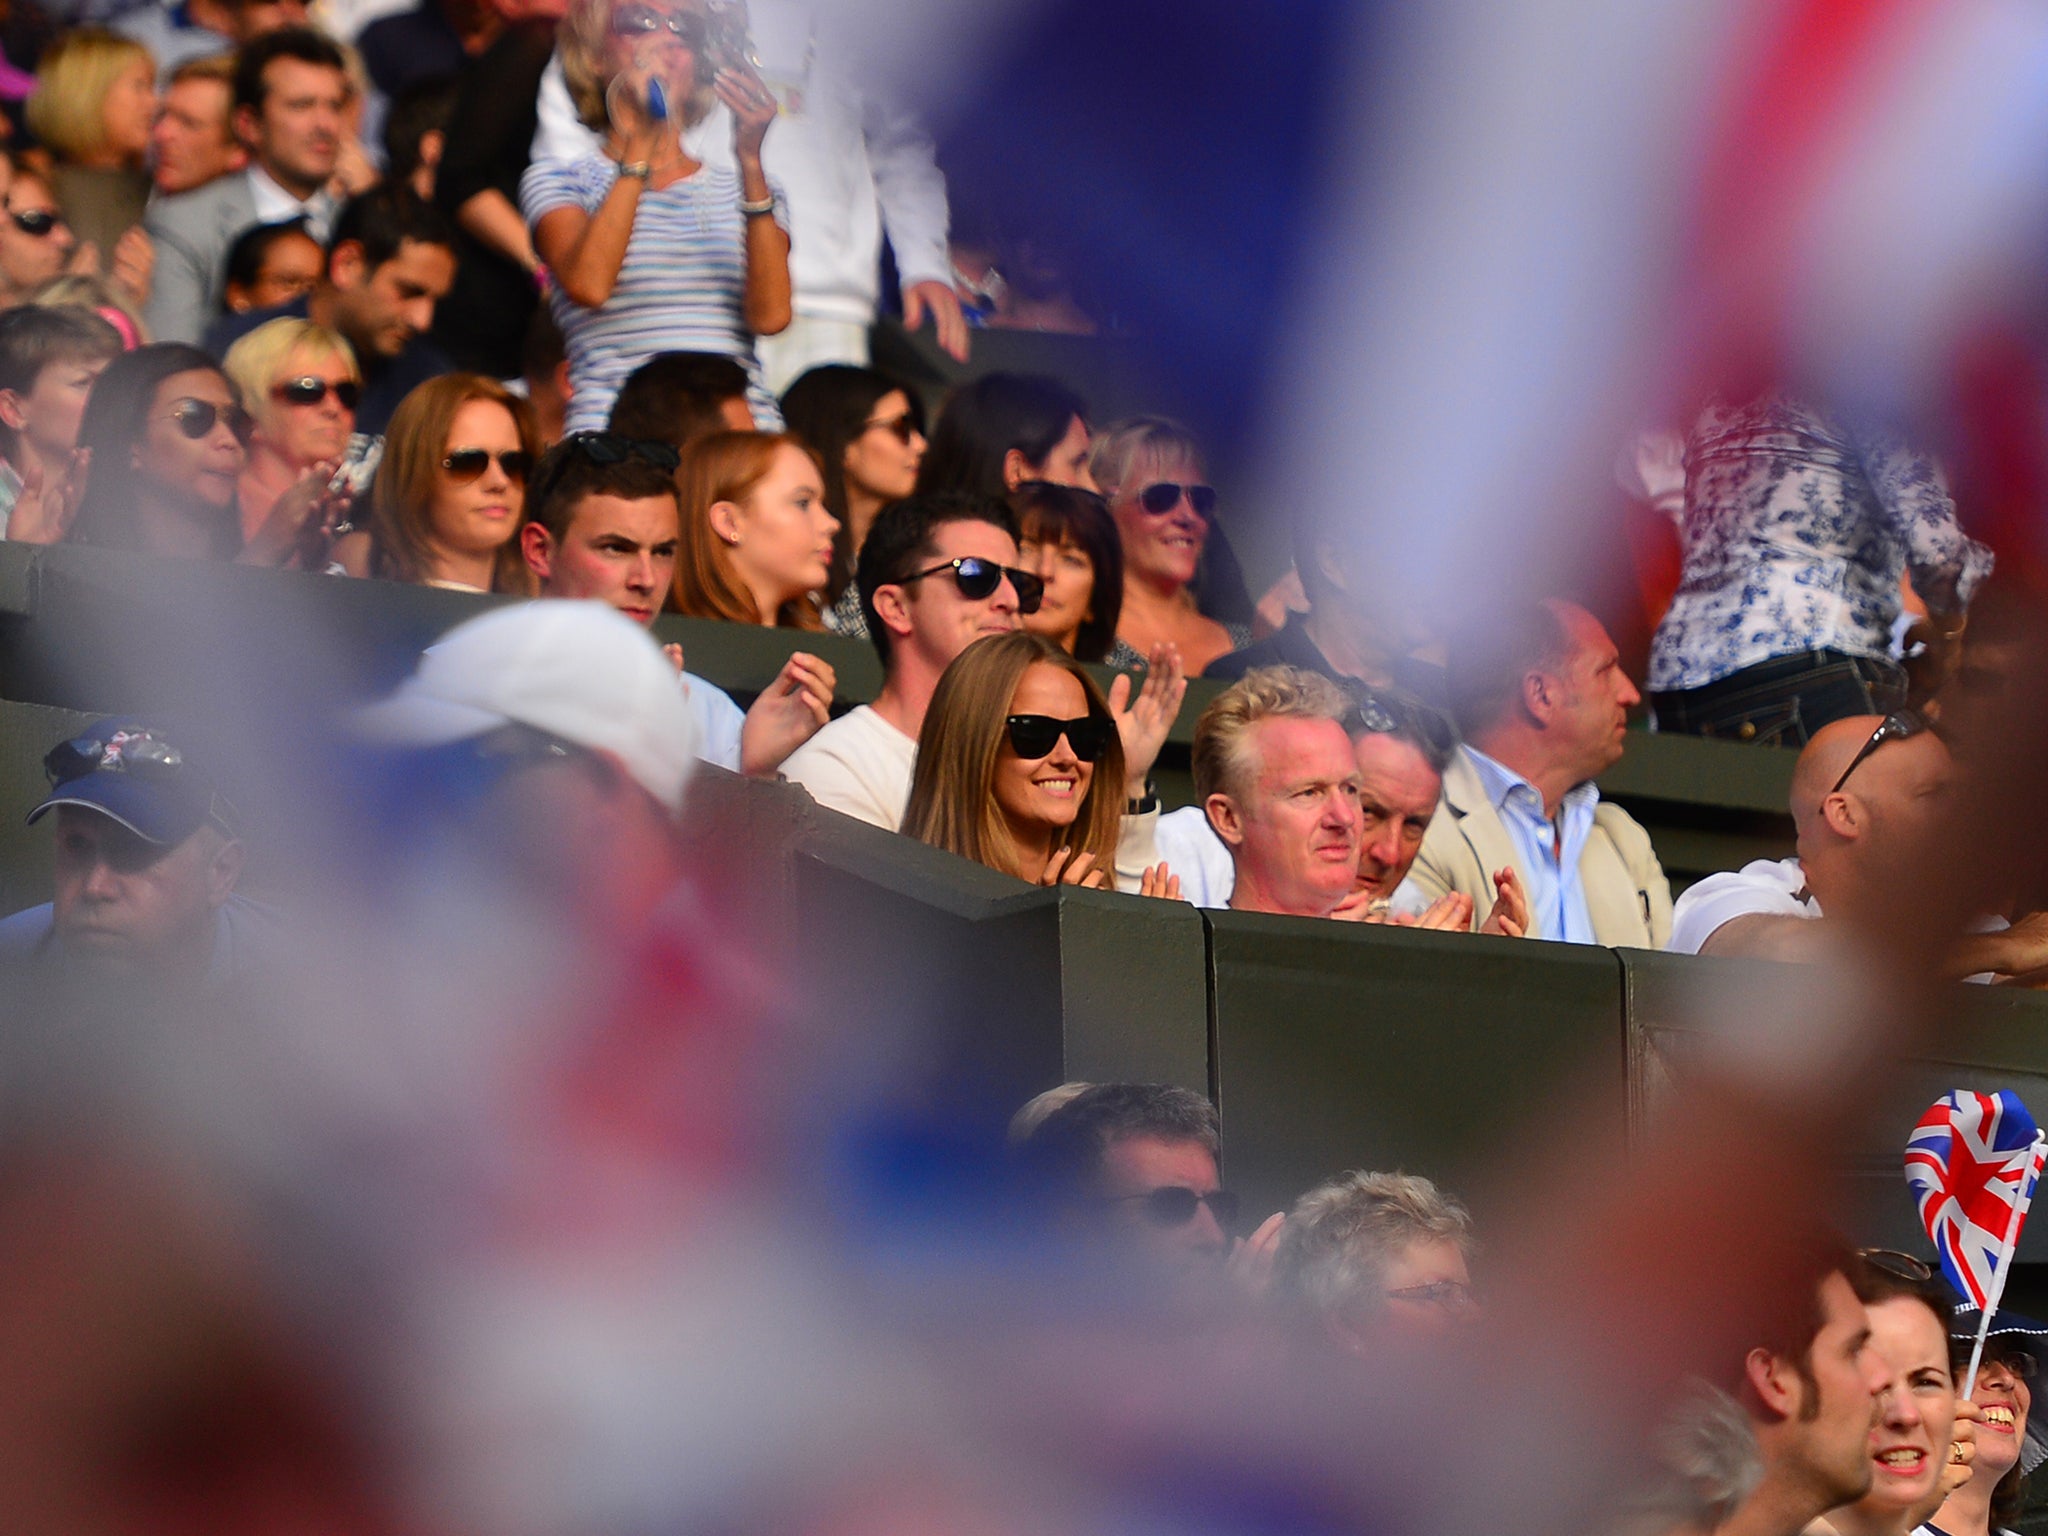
905, 631, 1179, 896
521, 0, 790, 438
332, 373, 538, 592
671, 429, 836, 627
778, 363, 926, 633
222, 318, 359, 546
65, 342, 342, 567
1091, 416, 1256, 678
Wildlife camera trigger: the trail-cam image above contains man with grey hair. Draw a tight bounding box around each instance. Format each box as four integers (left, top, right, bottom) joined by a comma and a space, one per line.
1270, 1170, 1478, 1349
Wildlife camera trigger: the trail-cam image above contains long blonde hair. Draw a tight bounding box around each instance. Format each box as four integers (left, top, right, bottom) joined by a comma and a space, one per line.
367, 373, 538, 592
28, 30, 153, 165
904, 632, 1125, 884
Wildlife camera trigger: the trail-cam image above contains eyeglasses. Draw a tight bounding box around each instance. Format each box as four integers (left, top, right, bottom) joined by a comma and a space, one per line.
166, 398, 254, 445
862, 411, 919, 445
442, 448, 533, 484
273, 376, 360, 410
1384, 1279, 1480, 1310
608, 4, 706, 46
1004, 712, 1114, 763
1107, 1186, 1241, 1230
1858, 1247, 1934, 1282
1136, 481, 1217, 519
560, 431, 680, 471
1831, 712, 1928, 795
901, 556, 1044, 614
6, 208, 61, 237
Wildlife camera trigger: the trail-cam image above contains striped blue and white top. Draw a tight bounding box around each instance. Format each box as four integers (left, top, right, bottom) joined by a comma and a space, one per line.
519, 154, 789, 435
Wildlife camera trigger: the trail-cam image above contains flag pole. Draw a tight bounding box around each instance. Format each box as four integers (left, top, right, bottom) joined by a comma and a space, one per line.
1964, 1132, 2048, 1401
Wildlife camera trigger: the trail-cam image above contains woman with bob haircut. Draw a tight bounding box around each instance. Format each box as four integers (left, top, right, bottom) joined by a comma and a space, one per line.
914, 371, 1093, 499
521, 0, 790, 434
1091, 415, 1255, 676
27, 30, 157, 299
333, 373, 538, 592
778, 362, 926, 605
671, 428, 836, 628
905, 631, 1180, 897
66, 341, 340, 565
1010, 480, 1128, 666
222, 316, 359, 543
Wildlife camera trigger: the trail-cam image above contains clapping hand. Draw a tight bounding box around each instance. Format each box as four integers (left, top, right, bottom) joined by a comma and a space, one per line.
1479, 867, 1529, 937
1107, 643, 1187, 800
5, 447, 88, 545
740, 651, 836, 776
239, 459, 348, 569
1040, 848, 1106, 889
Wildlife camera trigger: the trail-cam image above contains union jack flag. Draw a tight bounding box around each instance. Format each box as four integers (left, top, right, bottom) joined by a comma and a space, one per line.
1905, 1091, 2047, 1311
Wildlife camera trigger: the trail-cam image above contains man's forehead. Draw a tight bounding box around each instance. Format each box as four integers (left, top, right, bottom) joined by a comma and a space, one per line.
925, 518, 1016, 566
1250, 715, 1356, 784
1099, 1132, 1218, 1186
378, 242, 458, 288
567, 492, 680, 542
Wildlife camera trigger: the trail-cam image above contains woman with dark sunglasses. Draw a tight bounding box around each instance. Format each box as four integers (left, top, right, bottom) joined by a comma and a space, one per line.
905, 631, 1178, 896
778, 363, 926, 621
521, 0, 790, 436
222, 317, 359, 545
335, 373, 539, 592
1091, 416, 1256, 677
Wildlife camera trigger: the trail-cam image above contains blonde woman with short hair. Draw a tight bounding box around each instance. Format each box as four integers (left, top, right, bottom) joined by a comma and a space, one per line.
28, 30, 158, 297
222, 317, 359, 542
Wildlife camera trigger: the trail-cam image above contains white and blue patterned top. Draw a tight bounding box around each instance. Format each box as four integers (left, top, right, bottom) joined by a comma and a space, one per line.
1464, 745, 1600, 946
1648, 396, 1994, 692
520, 154, 789, 435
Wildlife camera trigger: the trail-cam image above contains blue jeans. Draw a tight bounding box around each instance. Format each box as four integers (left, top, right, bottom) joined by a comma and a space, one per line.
1649, 650, 1908, 747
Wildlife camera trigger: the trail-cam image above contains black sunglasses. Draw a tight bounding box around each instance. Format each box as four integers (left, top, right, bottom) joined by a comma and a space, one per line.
1831, 711, 1927, 795
274, 376, 361, 410
901, 555, 1044, 614
167, 398, 254, 445
1137, 481, 1217, 519
609, 2, 707, 44
7, 208, 61, 237
442, 448, 533, 484
1108, 1186, 1241, 1231
561, 431, 681, 472
1004, 712, 1114, 763
862, 411, 919, 445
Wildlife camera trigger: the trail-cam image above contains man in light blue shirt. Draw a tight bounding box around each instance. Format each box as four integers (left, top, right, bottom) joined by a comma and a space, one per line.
1404, 600, 1672, 947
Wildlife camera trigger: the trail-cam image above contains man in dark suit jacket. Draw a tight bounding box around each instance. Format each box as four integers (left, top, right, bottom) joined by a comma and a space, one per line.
145, 28, 349, 343
205, 186, 457, 435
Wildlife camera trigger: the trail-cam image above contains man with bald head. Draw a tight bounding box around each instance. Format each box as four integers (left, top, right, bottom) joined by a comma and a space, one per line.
1668, 712, 2048, 976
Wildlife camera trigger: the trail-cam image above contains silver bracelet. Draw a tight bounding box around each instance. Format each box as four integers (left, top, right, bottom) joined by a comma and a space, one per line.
737, 194, 776, 217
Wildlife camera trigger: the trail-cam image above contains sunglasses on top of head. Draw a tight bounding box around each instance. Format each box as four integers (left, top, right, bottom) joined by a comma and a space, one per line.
608, 3, 707, 45
273, 376, 360, 410
167, 398, 254, 445
442, 448, 533, 485
1136, 481, 1217, 519
1004, 712, 1114, 763
1830, 710, 1928, 795
901, 555, 1044, 614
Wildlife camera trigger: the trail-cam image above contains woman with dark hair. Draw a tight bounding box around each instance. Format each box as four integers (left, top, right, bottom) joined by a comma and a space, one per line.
1920, 1326, 2038, 1536
1010, 481, 1128, 666
914, 371, 1094, 498
67, 341, 343, 566
779, 362, 925, 608
332, 373, 539, 592
905, 631, 1175, 896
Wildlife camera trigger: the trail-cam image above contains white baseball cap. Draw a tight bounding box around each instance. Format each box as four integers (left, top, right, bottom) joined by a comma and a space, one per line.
354, 601, 700, 814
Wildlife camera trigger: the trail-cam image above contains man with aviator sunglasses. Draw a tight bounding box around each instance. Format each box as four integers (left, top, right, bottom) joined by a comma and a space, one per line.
784, 492, 1185, 847
1669, 712, 2048, 978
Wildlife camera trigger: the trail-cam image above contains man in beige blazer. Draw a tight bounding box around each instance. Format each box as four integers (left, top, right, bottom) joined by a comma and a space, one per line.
1406, 600, 1672, 947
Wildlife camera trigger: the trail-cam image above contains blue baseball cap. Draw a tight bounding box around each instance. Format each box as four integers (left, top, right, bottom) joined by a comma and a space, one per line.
1950, 1301, 2048, 1474
26, 718, 237, 845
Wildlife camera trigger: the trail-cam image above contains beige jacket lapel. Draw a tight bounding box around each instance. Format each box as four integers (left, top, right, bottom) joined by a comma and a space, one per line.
1439, 752, 1544, 936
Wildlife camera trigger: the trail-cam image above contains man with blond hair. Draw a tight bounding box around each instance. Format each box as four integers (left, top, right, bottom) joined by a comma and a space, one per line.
1270, 1171, 1478, 1350
1194, 665, 1364, 920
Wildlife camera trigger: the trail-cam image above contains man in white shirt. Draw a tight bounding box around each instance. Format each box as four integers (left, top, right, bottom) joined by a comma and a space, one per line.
1668, 712, 2048, 977
517, 431, 836, 778
145, 28, 348, 343
781, 492, 1029, 829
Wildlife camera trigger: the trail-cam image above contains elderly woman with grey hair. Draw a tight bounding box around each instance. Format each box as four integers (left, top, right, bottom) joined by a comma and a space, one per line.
1270, 1169, 1477, 1351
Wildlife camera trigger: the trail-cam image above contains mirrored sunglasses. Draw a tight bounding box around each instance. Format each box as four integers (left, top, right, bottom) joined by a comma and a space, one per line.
902, 555, 1044, 614
608, 4, 707, 46
1004, 712, 1114, 763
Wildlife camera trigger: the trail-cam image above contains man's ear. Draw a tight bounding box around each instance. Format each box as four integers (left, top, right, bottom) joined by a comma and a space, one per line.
328, 239, 367, 292
1001, 447, 1033, 491
1743, 1346, 1798, 1422
1520, 667, 1556, 727
1822, 792, 1863, 841
206, 835, 245, 907
231, 104, 260, 153
870, 581, 914, 641
520, 520, 555, 583
1206, 792, 1246, 848
0, 387, 28, 434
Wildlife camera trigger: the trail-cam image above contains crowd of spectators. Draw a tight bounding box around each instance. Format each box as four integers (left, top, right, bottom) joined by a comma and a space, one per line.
0, 0, 2040, 1529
